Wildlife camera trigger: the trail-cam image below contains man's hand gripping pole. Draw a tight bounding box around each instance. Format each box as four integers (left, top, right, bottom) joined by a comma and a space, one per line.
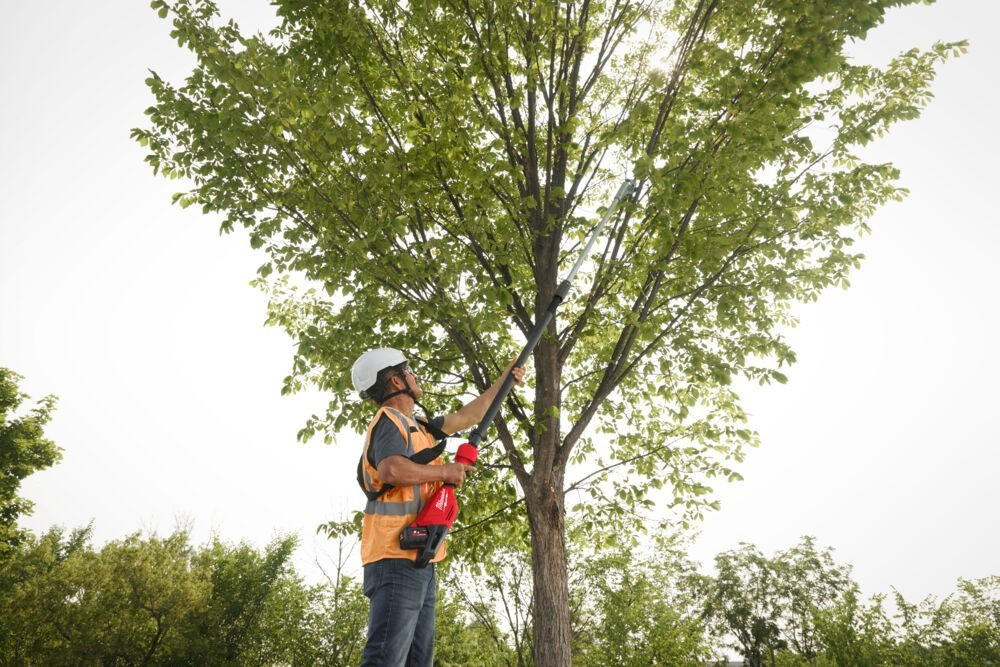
401, 179, 637, 567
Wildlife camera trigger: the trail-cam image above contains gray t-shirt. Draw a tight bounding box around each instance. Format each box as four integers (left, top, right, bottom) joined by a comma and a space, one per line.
369, 414, 446, 467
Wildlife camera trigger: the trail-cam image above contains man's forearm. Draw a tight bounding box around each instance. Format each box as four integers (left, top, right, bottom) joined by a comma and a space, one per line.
441, 361, 523, 435
378, 456, 445, 486
463, 373, 507, 421
446, 371, 510, 434
378, 456, 471, 487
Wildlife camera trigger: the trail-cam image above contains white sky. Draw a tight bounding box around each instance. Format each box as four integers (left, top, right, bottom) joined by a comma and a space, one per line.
1, 1, 997, 602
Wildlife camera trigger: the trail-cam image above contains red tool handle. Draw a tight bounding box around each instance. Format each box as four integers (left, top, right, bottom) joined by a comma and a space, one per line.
454, 442, 479, 467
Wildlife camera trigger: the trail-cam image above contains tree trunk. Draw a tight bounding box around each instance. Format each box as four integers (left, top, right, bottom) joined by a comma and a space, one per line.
526, 473, 572, 667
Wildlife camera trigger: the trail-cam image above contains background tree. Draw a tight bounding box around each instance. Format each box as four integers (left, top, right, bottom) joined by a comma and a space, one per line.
176, 535, 302, 664
0, 528, 208, 664
0, 525, 93, 663
571, 532, 713, 666
701, 541, 786, 666
811, 587, 895, 667
774, 536, 853, 660
310, 518, 370, 665
433, 589, 521, 667
701, 537, 852, 666
0, 526, 369, 665
0, 368, 61, 558
136, 0, 962, 662
442, 541, 534, 667
943, 576, 1000, 665
290, 571, 368, 666
2, 518, 995, 664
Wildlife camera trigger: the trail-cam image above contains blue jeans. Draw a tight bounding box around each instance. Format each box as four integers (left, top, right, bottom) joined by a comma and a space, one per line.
361, 558, 436, 667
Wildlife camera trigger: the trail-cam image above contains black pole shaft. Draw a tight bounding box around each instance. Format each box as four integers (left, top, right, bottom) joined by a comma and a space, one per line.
468, 292, 561, 447
467, 178, 636, 447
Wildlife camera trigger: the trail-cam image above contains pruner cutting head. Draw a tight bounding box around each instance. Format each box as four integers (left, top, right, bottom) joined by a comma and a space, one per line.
560, 177, 638, 291
618, 178, 638, 199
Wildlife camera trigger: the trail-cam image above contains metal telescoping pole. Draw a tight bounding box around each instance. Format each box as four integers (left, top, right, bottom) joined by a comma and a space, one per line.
467, 178, 637, 448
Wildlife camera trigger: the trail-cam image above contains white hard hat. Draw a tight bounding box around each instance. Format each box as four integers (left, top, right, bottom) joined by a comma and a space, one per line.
351, 347, 408, 397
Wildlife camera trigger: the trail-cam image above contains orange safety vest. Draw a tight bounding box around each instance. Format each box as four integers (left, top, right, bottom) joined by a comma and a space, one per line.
359, 406, 447, 565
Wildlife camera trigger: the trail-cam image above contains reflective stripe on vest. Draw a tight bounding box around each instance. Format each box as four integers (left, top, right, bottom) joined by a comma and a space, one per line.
365, 497, 424, 515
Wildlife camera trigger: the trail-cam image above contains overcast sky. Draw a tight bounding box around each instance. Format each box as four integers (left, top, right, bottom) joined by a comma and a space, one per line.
2, 1, 997, 601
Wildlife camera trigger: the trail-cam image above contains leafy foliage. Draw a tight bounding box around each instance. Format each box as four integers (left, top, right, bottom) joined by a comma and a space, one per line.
134, 0, 962, 539
1, 522, 997, 665
434, 590, 522, 667
177, 536, 302, 664
0, 368, 61, 559
442, 540, 535, 666
701, 537, 853, 666
571, 533, 711, 666
700, 538, 1000, 667
0, 528, 366, 665
945, 576, 1000, 664
810, 586, 895, 667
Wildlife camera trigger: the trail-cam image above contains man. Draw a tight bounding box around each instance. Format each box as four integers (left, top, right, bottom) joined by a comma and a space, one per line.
351, 347, 525, 667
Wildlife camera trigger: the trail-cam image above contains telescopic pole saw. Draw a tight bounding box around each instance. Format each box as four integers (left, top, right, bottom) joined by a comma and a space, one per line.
401, 178, 637, 566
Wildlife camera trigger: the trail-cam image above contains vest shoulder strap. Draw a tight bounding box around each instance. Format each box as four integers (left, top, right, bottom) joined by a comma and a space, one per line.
417, 416, 449, 442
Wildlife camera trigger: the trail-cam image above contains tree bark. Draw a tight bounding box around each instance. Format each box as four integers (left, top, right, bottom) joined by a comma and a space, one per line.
525, 145, 573, 664
526, 469, 571, 667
